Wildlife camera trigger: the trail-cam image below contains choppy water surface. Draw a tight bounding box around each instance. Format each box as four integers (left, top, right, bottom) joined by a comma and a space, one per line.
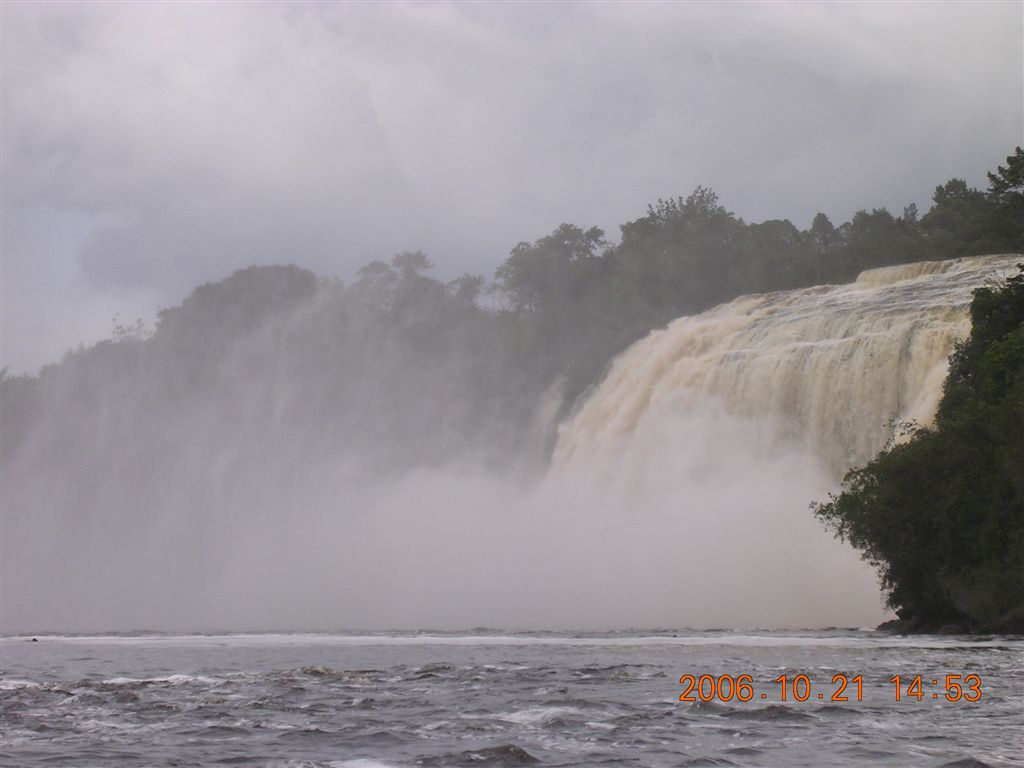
2, 630, 1021, 767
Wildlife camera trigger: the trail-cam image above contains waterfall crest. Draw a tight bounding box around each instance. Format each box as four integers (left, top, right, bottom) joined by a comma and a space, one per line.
554, 254, 1021, 474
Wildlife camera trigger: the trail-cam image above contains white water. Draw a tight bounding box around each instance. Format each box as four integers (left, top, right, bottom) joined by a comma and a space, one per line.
555, 255, 1021, 475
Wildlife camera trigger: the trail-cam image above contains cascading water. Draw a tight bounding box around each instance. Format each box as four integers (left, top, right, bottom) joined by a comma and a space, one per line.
3, 255, 1018, 632
554, 254, 1021, 476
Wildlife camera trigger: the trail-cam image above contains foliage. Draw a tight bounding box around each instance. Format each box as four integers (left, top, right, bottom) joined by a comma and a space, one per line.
985, 146, 1024, 251
483, 149, 1022, 411
813, 267, 1024, 632
493, 224, 607, 314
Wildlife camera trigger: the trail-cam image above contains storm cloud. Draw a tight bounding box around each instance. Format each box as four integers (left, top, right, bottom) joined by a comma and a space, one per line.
2, 1, 1021, 372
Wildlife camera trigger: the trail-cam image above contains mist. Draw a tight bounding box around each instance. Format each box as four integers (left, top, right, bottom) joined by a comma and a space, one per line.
1, 388, 883, 633
22, 256, 1007, 634
7, 243, 1022, 637
4, 2, 1022, 638
20, 256, 1021, 635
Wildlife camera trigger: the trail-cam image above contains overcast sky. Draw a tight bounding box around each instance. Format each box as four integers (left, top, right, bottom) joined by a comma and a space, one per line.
2, 1, 1021, 373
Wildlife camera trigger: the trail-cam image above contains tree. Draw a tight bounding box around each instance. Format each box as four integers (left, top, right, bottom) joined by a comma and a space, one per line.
448, 273, 485, 306
986, 147, 1024, 250
493, 224, 606, 313
809, 212, 839, 252
834, 207, 926, 275
814, 267, 1024, 632
391, 250, 434, 279
616, 186, 746, 318
987, 146, 1024, 198
743, 218, 808, 290
920, 179, 1000, 257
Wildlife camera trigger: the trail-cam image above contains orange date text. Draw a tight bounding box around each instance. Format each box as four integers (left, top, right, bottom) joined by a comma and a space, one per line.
678, 673, 982, 703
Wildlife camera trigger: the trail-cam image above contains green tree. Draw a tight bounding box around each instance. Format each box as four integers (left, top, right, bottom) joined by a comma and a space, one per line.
616, 186, 746, 318
814, 267, 1024, 632
920, 179, 1000, 257
987, 146, 1024, 198
986, 146, 1024, 250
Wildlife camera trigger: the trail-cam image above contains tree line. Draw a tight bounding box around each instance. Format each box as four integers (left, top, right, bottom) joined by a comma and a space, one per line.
489, 147, 1023, 409
2, 149, 1021, 493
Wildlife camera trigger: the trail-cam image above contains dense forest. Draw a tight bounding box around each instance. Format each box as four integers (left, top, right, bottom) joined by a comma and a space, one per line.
2, 149, 1022, 633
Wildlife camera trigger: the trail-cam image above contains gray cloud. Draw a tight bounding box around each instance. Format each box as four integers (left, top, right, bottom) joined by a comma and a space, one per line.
2, 1, 1021, 372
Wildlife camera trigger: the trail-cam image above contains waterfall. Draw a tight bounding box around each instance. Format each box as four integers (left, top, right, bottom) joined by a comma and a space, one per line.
5, 254, 1019, 632
554, 254, 1021, 476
